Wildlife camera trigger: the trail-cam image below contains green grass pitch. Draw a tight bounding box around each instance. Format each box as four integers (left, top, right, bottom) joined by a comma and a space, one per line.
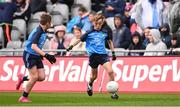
1, 92, 180, 106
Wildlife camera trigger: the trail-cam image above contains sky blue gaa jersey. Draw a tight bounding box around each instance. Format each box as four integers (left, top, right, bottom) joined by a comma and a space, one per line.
80, 29, 110, 55
24, 26, 46, 56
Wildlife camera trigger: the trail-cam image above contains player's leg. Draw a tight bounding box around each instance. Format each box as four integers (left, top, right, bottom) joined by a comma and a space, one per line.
36, 58, 45, 82
19, 66, 38, 102
37, 68, 46, 82
103, 62, 119, 99
24, 66, 38, 94
102, 62, 114, 81
89, 68, 98, 86
87, 68, 98, 96
87, 54, 99, 96
100, 54, 114, 81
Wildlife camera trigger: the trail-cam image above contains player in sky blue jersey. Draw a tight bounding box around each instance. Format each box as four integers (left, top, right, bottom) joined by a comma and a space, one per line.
67, 13, 118, 99
17, 13, 56, 102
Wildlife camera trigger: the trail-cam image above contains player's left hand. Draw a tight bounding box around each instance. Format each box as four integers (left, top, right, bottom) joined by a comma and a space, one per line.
112, 51, 116, 60
44, 53, 56, 64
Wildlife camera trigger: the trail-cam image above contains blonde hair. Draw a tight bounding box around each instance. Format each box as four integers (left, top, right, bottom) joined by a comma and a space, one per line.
93, 13, 105, 26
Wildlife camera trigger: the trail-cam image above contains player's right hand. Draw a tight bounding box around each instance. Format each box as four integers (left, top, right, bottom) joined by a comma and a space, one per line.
66, 45, 73, 51
44, 53, 56, 64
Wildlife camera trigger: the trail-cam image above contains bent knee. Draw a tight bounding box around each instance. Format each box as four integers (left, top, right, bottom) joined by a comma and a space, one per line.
108, 70, 114, 75
31, 73, 38, 80
92, 75, 97, 80
38, 76, 46, 82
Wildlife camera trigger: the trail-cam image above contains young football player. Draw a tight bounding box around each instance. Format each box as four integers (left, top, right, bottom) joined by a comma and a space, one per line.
67, 13, 119, 99
17, 13, 56, 102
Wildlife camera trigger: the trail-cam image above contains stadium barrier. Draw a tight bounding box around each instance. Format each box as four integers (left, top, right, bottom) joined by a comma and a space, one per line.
0, 53, 180, 93
0, 48, 178, 56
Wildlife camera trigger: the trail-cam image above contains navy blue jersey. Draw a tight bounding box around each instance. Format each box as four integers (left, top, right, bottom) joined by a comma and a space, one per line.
80, 29, 110, 55
24, 26, 46, 56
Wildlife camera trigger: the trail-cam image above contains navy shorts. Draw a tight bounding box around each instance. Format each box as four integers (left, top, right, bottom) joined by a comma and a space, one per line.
89, 54, 110, 69
23, 51, 44, 69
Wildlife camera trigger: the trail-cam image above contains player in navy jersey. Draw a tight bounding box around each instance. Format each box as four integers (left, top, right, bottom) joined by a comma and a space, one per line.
67, 13, 118, 99
17, 13, 56, 102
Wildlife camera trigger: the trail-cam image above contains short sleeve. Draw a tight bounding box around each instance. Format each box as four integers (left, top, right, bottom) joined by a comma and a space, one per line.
32, 28, 43, 44
105, 33, 111, 40
80, 32, 88, 42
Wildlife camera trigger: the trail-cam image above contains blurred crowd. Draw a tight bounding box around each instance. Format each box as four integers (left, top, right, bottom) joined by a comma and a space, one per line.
0, 0, 180, 56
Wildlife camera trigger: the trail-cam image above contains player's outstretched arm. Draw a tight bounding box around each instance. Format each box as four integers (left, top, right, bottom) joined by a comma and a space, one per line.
66, 39, 81, 51
31, 44, 56, 64
107, 40, 115, 52
107, 40, 116, 60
